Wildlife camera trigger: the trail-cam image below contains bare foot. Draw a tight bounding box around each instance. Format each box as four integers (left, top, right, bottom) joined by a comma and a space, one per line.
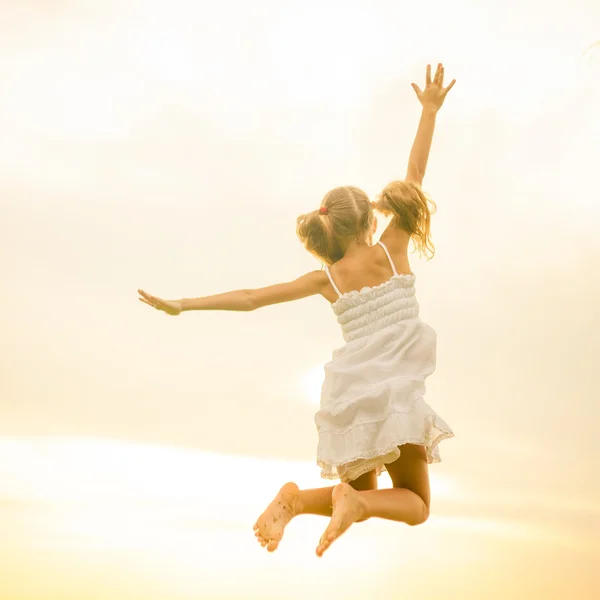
316, 482, 368, 557
253, 482, 300, 552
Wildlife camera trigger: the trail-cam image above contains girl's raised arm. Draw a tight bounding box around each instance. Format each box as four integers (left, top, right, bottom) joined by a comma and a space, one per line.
138, 270, 329, 315
405, 63, 455, 185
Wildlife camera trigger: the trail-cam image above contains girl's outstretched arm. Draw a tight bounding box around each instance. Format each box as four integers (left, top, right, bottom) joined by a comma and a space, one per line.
405, 63, 455, 185
138, 270, 329, 316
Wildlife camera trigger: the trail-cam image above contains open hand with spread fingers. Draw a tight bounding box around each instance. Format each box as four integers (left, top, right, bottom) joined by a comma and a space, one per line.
138, 289, 182, 316
411, 63, 456, 112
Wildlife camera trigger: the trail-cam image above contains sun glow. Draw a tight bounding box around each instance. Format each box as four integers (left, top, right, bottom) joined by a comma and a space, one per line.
300, 366, 325, 407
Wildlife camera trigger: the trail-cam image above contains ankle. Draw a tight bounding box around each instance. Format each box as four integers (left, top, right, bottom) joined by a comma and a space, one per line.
356, 493, 371, 522
291, 491, 304, 516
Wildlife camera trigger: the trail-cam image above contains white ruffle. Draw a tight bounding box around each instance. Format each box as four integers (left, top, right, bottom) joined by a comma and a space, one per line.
316, 399, 454, 482
332, 275, 419, 343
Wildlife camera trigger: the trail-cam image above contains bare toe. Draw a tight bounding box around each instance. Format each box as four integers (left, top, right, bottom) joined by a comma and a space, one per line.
254, 482, 300, 552
316, 483, 367, 557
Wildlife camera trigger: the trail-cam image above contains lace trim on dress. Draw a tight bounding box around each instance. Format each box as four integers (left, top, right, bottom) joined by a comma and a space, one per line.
317, 414, 454, 483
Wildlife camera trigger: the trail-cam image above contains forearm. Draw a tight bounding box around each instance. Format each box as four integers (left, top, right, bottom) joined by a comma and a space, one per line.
180, 289, 254, 312
406, 107, 438, 182
175, 271, 324, 314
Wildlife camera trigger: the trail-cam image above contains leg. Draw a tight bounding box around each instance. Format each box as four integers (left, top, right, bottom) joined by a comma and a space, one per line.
385, 442, 430, 519
359, 442, 430, 523
295, 468, 377, 517
316, 444, 430, 556
253, 470, 377, 552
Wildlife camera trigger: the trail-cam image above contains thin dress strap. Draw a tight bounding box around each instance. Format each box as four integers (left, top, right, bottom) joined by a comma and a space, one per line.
323, 265, 342, 298
377, 240, 398, 276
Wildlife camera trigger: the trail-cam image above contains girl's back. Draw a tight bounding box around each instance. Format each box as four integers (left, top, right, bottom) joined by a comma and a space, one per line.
322, 230, 412, 303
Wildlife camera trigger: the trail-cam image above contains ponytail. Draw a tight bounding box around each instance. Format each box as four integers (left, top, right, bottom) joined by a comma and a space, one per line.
296, 186, 373, 265
296, 210, 342, 265
376, 181, 436, 259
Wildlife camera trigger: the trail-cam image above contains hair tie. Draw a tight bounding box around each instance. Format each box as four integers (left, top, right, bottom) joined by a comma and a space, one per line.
319, 206, 328, 215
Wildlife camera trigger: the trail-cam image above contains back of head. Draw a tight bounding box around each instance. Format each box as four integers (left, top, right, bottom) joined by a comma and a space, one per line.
296, 186, 374, 265
375, 180, 436, 259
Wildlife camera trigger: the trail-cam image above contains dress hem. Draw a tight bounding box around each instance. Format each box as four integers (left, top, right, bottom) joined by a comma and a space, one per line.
317, 420, 454, 483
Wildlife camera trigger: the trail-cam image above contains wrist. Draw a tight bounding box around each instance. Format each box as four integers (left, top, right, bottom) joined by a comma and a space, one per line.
421, 106, 438, 116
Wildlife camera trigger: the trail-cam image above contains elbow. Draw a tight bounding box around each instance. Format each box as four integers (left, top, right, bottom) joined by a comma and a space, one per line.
245, 290, 260, 311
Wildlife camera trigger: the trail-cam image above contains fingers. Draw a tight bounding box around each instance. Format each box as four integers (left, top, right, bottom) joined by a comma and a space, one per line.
139, 297, 161, 310
138, 289, 162, 310
411, 83, 422, 97
444, 78, 457, 95
138, 289, 161, 305
426, 63, 453, 88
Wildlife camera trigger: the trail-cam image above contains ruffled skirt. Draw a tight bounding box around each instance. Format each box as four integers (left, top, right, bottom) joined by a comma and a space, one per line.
315, 318, 453, 482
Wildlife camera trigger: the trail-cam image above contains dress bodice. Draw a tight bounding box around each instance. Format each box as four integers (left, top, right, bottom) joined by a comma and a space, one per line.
323, 241, 420, 343
331, 274, 419, 342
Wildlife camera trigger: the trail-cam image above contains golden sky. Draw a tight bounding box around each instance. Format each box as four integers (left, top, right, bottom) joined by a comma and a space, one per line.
1, 1, 599, 599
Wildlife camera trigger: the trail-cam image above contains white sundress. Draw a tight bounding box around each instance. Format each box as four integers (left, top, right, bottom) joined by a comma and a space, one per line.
316, 240, 454, 483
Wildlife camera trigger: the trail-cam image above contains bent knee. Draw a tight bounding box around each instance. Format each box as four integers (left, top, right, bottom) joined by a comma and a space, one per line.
409, 501, 430, 526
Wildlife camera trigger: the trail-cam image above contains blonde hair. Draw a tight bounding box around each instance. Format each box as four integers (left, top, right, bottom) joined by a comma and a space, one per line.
375, 180, 436, 259
296, 186, 374, 265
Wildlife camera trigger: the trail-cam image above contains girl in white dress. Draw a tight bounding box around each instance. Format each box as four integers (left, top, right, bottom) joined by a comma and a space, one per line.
138, 63, 456, 557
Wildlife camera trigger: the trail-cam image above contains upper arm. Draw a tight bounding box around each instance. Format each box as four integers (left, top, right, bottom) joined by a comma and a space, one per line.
248, 270, 328, 310
404, 166, 423, 187
380, 219, 412, 254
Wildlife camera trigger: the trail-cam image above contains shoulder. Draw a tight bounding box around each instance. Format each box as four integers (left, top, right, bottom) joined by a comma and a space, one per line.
249, 269, 330, 309
298, 269, 330, 290
379, 226, 411, 254
377, 231, 412, 275
280, 269, 330, 298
